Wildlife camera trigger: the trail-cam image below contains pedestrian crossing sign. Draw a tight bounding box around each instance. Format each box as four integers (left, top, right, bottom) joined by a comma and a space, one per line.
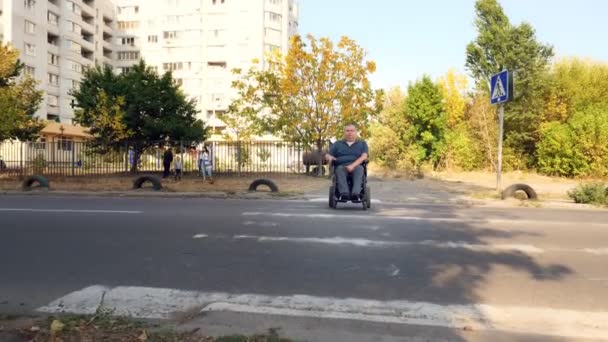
490, 70, 512, 105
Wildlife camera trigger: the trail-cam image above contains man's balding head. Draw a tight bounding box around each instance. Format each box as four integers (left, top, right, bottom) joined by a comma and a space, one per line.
344, 124, 358, 142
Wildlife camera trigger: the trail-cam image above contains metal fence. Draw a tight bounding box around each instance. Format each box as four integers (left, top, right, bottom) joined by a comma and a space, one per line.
0, 140, 328, 177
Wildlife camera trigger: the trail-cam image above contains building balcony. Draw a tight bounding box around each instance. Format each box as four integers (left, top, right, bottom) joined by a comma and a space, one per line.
264, 20, 282, 30
47, 1, 60, 16
103, 39, 113, 51
81, 46, 94, 62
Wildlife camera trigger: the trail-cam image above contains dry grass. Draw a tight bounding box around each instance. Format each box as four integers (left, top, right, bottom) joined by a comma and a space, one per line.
0, 174, 329, 195
430, 170, 581, 200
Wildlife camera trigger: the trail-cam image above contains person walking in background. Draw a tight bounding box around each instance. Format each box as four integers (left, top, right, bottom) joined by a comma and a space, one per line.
174, 156, 183, 181
163, 147, 173, 178
199, 146, 214, 183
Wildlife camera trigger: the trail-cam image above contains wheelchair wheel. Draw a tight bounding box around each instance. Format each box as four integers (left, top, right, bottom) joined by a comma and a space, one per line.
329, 186, 336, 209
366, 186, 371, 209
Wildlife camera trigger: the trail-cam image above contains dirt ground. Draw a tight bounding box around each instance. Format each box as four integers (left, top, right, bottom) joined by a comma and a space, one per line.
0, 174, 329, 195
0, 314, 290, 342
428, 170, 583, 200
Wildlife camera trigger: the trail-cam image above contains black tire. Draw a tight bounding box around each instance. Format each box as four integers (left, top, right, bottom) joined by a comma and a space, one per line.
501, 183, 538, 200
329, 186, 336, 208
249, 178, 279, 193
366, 186, 371, 209
133, 175, 163, 191
22, 175, 50, 191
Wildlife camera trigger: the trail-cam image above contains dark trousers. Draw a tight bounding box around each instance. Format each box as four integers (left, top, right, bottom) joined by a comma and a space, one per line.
335, 165, 364, 195
163, 162, 171, 178
174, 169, 182, 181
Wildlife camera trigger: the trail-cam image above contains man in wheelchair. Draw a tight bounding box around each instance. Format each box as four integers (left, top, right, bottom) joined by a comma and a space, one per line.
325, 124, 369, 205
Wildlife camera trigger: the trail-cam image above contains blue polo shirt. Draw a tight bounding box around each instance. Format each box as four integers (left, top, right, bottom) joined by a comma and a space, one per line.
330, 140, 369, 166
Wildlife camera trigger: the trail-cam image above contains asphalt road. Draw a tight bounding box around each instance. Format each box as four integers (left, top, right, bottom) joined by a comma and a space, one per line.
1, 195, 607, 341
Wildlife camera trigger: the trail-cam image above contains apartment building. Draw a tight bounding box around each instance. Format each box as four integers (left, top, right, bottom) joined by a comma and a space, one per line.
114, 0, 299, 129
0, 0, 117, 123
1, 0, 298, 127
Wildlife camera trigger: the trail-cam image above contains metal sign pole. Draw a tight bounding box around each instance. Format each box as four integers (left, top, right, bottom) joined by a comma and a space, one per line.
497, 104, 504, 192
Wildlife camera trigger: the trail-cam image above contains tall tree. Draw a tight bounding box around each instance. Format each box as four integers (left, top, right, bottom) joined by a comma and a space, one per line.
466, 0, 553, 162
0, 43, 44, 141
73, 61, 207, 170
225, 34, 383, 152
404, 75, 446, 165
438, 69, 469, 128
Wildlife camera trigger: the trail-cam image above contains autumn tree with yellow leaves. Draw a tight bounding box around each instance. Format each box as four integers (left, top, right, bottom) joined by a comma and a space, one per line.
225, 34, 383, 153
0, 43, 44, 141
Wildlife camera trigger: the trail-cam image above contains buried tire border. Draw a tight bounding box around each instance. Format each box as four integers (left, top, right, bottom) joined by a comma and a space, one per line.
22, 175, 50, 191
248, 178, 279, 193
501, 183, 538, 201
133, 175, 163, 191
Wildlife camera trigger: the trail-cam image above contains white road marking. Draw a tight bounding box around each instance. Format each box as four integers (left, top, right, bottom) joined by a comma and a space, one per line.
232, 235, 544, 253
243, 221, 279, 227
0, 208, 142, 214
242, 211, 608, 227
583, 248, 608, 256
193, 234, 208, 239
37, 285, 608, 340
388, 264, 400, 277
242, 212, 462, 222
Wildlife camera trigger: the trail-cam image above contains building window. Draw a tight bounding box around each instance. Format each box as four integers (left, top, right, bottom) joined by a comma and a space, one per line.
33, 138, 46, 150
24, 65, 36, 76
48, 94, 59, 107
148, 35, 158, 43
48, 73, 59, 86
117, 51, 139, 60
265, 12, 282, 23
207, 61, 227, 69
47, 11, 59, 25
69, 60, 82, 73
66, 1, 81, 15
268, 0, 281, 4
174, 78, 183, 86
70, 79, 80, 90
264, 28, 281, 40
120, 37, 135, 46
70, 21, 82, 34
264, 44, 280, 53
58, 138, 73, 152
48, 53, 59, 66
65, 40, 82, 53
118, 21, 140, 30
163, 31, 181, 39
118, 67, 132, 74
24, 0, 36, 11
162, 62, 183, 71
25, 21, 36, 34
24, 43, 36, 56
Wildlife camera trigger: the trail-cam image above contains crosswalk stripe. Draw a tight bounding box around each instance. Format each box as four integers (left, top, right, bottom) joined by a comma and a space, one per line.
37, 285, 608, 340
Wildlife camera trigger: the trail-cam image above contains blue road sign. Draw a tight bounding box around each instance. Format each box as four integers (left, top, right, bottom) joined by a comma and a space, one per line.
490, 70, 511, 105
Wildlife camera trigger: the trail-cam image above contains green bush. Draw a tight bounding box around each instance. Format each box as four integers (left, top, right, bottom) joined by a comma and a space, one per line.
435, 123, 482, 171
568, 183, 608, 205
369, 123, 404, 169
536, 105, 608, 177
32, 153, 47, 174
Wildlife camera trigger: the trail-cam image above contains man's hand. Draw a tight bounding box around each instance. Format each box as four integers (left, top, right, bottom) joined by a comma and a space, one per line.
346, 164, 356, 173
325, 154, 337, 162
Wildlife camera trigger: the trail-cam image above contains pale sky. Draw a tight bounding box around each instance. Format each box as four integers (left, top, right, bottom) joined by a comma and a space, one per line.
299, 0, 608, 90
